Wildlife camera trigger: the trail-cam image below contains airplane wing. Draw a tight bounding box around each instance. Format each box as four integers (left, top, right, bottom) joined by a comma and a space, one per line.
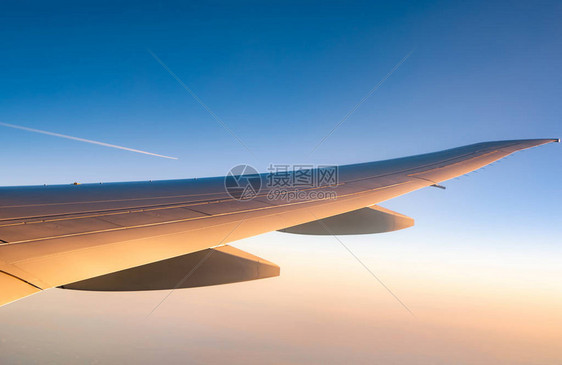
0, 138, 558, 306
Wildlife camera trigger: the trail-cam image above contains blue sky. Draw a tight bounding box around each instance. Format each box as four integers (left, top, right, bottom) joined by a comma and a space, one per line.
0, 1, 561, 363
1, 0, 560, 184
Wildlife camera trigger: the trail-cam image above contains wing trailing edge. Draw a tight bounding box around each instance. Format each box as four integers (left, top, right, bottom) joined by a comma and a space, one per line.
0, 271, 41, 307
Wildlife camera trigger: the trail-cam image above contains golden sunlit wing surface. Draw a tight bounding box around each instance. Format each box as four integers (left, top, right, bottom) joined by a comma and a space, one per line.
0, 139, 557, 306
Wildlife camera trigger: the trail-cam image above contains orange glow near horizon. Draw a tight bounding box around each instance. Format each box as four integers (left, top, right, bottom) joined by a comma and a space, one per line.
1, 232, 561, 364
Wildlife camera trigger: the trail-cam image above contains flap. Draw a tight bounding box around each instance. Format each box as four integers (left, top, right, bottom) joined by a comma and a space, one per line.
278, 205, 414, 235
0, 271, 41, 306
60, 245, 279, 291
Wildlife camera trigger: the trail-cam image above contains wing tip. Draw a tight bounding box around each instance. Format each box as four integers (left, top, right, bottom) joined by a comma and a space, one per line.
503, 138, 559, 150
532, 138, 559, 146
531, 138, 559, 147
538, 138, 559, 143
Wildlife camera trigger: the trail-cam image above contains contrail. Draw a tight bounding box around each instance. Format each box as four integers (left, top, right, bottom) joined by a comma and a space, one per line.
0, 122, 178, 160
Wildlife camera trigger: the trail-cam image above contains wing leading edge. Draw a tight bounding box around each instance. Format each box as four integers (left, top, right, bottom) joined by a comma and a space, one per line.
0, 138, 557, 306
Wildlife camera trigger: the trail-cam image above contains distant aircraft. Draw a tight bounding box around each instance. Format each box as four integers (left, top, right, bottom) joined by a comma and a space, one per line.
0, 139, 558, 307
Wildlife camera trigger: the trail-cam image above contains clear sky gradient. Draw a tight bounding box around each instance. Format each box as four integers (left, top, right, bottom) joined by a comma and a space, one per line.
0, 1, 561, 364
